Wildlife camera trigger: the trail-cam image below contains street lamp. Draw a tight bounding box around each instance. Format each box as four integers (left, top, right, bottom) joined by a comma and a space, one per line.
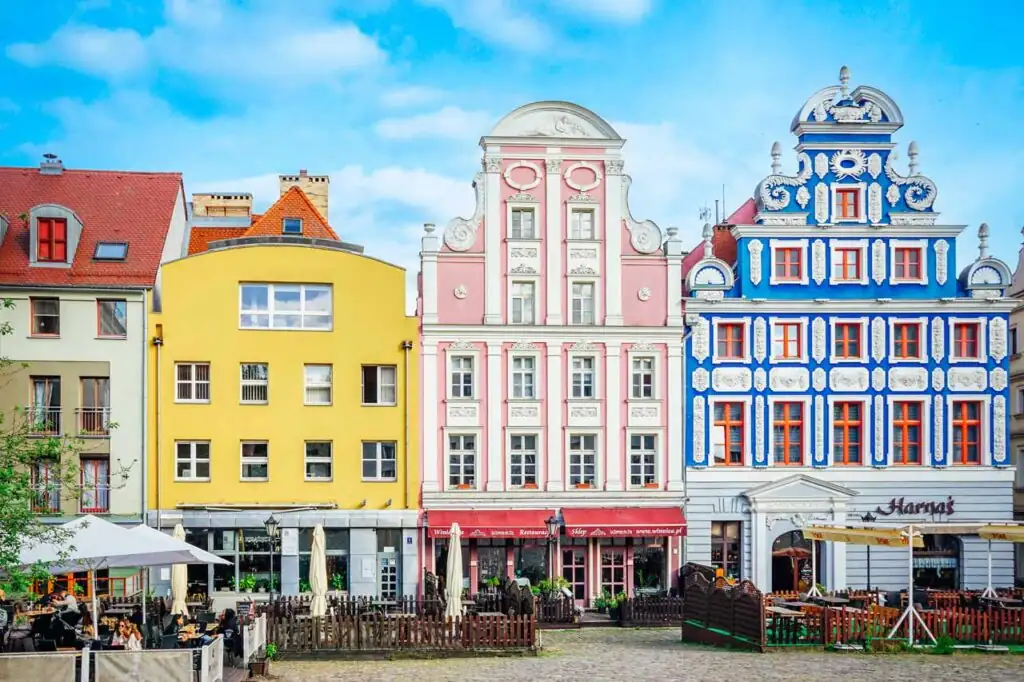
264, 515, 280, 598
545, 516, 559, 582
861, 512, 877, 591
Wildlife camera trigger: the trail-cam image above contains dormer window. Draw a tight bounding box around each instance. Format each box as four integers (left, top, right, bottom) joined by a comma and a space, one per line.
283, 218, 303, 234
94, 242, 128, 261
37, 218, 67, 262
836, 188, 860, 219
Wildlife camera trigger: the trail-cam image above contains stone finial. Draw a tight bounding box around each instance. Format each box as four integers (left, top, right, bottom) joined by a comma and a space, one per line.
978, 223, 990, 259
839, 65, 851, 98
667, 226, 679, 238
702, 222, 714, 258
908, 141, 919, 176
424, 223, 435, 234
770, 141, 782, 174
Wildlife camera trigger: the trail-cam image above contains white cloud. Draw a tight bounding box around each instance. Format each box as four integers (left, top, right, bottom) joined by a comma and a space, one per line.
418, 0, 553, 52
557, 0, 653, 22
374, 106, 492, 140
7, 24, 148, 78
380, 86, 445, 108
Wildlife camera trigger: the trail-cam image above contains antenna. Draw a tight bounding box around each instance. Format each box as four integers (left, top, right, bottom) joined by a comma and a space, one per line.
699, 206, 712, 224
714, 200, 720, 224
722, 184, 726, 221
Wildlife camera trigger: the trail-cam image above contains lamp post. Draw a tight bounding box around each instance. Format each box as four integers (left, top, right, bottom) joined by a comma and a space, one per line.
264, 514, 280, 599
545, 515, 559, 582
861, 512, 877, 590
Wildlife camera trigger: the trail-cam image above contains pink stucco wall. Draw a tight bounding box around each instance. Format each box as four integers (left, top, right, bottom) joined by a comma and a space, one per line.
621, 261, 667, 326
438, 257, 485, 324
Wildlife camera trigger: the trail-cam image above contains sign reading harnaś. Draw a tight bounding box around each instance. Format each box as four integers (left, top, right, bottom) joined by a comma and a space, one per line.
875, 496, 955, 517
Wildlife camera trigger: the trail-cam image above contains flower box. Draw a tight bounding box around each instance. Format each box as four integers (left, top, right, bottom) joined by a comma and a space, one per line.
644, 482, 659, 489
522, 482, 538, 489
574, 483, 593, 489
456, 483, 473, 490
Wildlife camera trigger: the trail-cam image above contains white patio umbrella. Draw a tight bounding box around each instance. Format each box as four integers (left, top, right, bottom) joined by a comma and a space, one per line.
444, 523, 463, 621
309, 524, 328, 618
171, 524, 190, 617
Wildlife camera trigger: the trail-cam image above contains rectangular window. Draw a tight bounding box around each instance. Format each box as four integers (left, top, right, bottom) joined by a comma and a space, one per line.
362, 441, 397, 481
97, 300, 127, 337
772, 322, 802, 360
509, 434, 538, 487
892, 401, 922, 465
30, 297, 60, 336
713, 402, 744, 466
239, 283, 332, 330
361, 365, 397, 405
240, 442, 269, 481
1018, 387, 1024, 415
570, 209, 595, 240
894, 323, 921, 359
510, 281, 535, 325
832, 401, 863, 465
37, 217, 68, 262
716, 323, 744, 360
448, 435, 476, 488
450, 356, 474, 398
511, 356, 536, 399
629, 434, 657, 487
631, 357, 655, 399
93, 242, 128, 260
773, 248, 802, 281
32, 460, 60, 513
953, 322, 980, 359
1011, 326, 1020, 356
894, 247, 923, 281
305, 441, 333, 480
175, 441, 210, 480
571, 357, 595, 398
569, 435, 597, 487
833, 323, 862, 359
951, 401, 982, 465
79, 457, 110, 513
832, 247, 862, 281
836, 188, 860, 219
711, 521, 742, 581
772, 402, 804, 466
239, 363, 268, 404
510, 209, 535, 239
79, 377, 110, 434
571, 283, 595, 325
282, 217, 302, 234
175, 363, 210, 403
30, 376, 61, 435
303, 364, 332, 405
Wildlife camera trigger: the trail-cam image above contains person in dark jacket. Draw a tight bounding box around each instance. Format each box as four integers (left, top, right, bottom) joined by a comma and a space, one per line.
163, 613, 188, 636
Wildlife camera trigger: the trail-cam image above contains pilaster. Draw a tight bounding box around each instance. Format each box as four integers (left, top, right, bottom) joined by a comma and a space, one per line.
484, 157, 502, 325
667, 343, 684, 491
422, 340, 439, 492
603, 165, 623, 326
486, 341, 503, 490
546, 343, 564, 491
545, 158, 563, 325
605, 340, 623, 489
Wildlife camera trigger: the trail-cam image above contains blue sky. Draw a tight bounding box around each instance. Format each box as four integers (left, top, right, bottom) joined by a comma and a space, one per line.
1, 0, 1022, 306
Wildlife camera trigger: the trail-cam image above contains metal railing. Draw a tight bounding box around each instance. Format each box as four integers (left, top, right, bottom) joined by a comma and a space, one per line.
80, 484, 110, 514
25, 406, 62, 435
76, 407, 111, 435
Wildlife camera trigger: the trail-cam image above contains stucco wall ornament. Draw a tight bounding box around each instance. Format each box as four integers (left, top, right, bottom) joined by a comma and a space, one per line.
812, 368, 826, 391
569, 265, 597, 275
884, 149, 937, 211
871, 317, 885, 362
753, 318, 767, 362
754, 396, 766, 465
871, 240, 886, 285
631, 341, 656, 352
814, 183, 829, 224
693, 397, 706, 465
830, 149, 867, 179
510, 247, 538, 258
934, 240, 949, 285
570, 406, 598, 419
931, 368, 945, 391
812, 317, 826, 361
637, 286, 652, 302
692, 368, 709, 392
510, 405, 539, 419
712, 368, 752, 392
443, 172, 485, 251
871, 367, 885, 391
511, 341, 537, 350
814, 395, 825, 465
755, 368, 768, 392
545, 158, 562, 174
769, 368, 810, 392
874, 395, 885, 465
991, 368, 1008, 392
508, 192, 537, 203
994, 396, 1007, 464
571, 340, 597, 351
453, 285, 468, 299
759, 214, 808, 226
933, 396, 944, 465
605, 159, 624, 175
830, 368, 869, 391
567, 192, 595, 203
484, 156, 502, 173
748, 240, 764, 285
867, 153, 882, 179
814, 153, 828, 179
886, 183, 900, 207
450, 340, 475, 350
868, 183, 883, 225
503, 160, 544, 191
990, 317, 1008, 361
692, 318, 710, 362
621, 175, 664, 254
570, 248, 598, 259
796, 186, 810, 209
948, 367, 987, 391
757, 150, 812, 211
812, 240, 827, 285
563, 161, 603, 192
888, 367, 928, 391
931, 317, 944, 361
510, 264, 537, 274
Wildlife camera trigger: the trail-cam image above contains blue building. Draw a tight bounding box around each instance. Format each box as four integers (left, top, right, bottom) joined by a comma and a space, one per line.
681, 67, 1016, 593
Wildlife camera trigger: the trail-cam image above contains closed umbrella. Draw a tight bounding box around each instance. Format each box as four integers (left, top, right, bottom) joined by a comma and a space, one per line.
444, 523, 463, 620
171, 524, 189, 617
309, 524, 328, 618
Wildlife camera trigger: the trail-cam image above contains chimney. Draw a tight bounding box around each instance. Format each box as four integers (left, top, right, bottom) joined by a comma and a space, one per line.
191, 192, 253, 217
40, 153, 64, 175
279, 170, 330, 220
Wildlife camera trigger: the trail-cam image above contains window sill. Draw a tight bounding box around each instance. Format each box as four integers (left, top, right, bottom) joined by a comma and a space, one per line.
96, 335, 127, 341
361, 403, 398, 408
174, 400, 211, 405
831, 357, 869, 364
888, 357, 927, 364
447, 486, 477, 491
174, 478, 211, 483
28, 334, 61, 339
362, 478, 398, 483
304, 402, 333, 407
513, 484, 539, 490
507, 397, 539, 403
628, 397, 659, 403
566, 397, 601, 402
240, 478, 269, 482
240, 401, 269, 406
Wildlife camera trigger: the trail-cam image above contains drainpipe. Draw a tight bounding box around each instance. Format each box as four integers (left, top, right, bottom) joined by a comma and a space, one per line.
401, 340, 413, 510
680, 322, 695, 569
152, 331, 164, 532
141, 296, 149, 525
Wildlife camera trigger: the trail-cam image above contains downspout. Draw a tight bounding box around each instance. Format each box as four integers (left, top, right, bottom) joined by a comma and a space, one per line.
401, 340, 413, 510
680, 322, 694, 569
153, 331, 164, 532
141, 293, 149, 525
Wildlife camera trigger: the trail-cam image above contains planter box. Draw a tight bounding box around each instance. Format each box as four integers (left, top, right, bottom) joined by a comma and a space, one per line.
250, 660, 269, 677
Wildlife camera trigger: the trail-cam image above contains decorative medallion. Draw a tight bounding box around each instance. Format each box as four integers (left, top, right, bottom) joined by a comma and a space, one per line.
830, 149, 867, 179
934, 240, 949, 285
796, 186, 810, 209
814, 153, 829, 179
503, 160, 544, 191
453, 285, 468, 299
637, 287, 652, 302
692, 368, 709, 392
991, 368, 1008, 392
814, 183, 829, 224
812, 240, 826, 285
931, 317, 944, 361
871, 367, 886, 391
868, 183, 882, 225
867, 153, 882, 179
871, 240, 886, 284
886, 182, 900, 207
812, 368, 826, 391
693, 396, 706, 465
563, 161, 603, 192
748, 240, 764, 285
931, 368, 945, 391
754, 368, 767, 392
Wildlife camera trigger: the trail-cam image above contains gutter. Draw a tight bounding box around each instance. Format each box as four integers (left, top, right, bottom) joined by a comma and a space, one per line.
153, 332, 163, 530
140, 291, 149, 525
402, 339, 414, 510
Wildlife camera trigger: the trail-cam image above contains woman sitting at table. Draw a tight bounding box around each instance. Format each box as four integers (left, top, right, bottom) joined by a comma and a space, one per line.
216, 609, 238, 636
111, 618, 142, 651
164, 613, 188, 636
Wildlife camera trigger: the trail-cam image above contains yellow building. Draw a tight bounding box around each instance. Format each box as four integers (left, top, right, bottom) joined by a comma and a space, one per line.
147, 175, 419, 598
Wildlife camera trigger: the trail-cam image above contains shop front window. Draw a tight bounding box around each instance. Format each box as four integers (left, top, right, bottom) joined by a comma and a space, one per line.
562, 547, 586, 600
913, 534, 961, 590
237, 528, 279, 591
601, 548, 626, 597
771, 530, 823, 593
633, 539, 665, 593
477, 543, 506, 589
299, 528, 350, 593
435, 540, 470, 592
514, 542, 548, 587
711, 522, 741, 581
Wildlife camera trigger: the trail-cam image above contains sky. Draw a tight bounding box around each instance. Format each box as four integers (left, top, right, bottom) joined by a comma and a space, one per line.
1, 0, 1022, 310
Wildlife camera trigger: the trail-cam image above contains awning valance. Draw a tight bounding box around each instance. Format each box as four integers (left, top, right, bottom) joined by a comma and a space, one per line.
561, 507, 686, 538
978, 525, 1024, 542
427, 509, 555, 539
805, 526, 924, 548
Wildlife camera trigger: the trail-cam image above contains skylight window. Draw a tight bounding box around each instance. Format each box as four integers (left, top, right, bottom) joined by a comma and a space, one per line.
93, 242, 128, 261
282, 218, 303, 234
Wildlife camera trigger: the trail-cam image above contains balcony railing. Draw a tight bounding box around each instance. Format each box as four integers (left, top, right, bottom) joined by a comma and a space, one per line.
25, 406, 62, 436
77, 407, 112, 435
80, 484, 110, 514
32, 485, 61, 514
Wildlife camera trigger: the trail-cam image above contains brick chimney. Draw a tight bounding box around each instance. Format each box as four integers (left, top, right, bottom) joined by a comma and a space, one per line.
191, 192, 253, 217
40, 153, 64, 175
279, 169, 330, 220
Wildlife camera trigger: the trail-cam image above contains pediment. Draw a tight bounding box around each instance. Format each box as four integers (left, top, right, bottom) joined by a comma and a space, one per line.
743, 474, 858, 502
487, 101, 621, 141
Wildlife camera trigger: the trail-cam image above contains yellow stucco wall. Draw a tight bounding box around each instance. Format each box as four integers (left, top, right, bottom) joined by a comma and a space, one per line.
148, 243, 419, 511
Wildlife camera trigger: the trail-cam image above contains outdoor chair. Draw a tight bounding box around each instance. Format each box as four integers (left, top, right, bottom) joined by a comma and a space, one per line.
160, 634, 179, 649
37, 638, 58, 652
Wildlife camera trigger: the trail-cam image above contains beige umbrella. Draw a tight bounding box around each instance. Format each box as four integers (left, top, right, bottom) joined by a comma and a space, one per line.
309, 524, 328, 618
171, 524, 189, 616
444, 522, 463, 620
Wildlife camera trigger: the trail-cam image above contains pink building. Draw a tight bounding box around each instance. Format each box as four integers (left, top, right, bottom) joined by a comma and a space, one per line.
418, 102, 686, 604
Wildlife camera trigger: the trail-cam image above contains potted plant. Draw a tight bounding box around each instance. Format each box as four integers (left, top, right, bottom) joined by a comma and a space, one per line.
330, 573, 345, 593
299, 579, 311, 593
250, 642, 278, 677
523, 482, 538, 489
456, 483, 472, 490
256, 579, 268, 593
73, 584, 85, 597
574, 482, 593, 489
239, 574, 258, 593
643, 481, 659, 489
608, 591, 626, 621
594, 594, 607, 614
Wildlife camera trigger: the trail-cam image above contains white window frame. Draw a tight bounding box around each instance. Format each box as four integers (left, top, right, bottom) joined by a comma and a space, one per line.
768, 239, 809, 286
947, 316, 988, 363
707, 396, 752, 468
569, 280, 597, 325
447, 348, 479, 400
768, 316, 809, 364
304, 441, 333, 481
569, 354, 598, 399
238, 282, 333, 330
361, 441, 397, 481
889, 239, 929, 285
567, 432, 599, 488
566, 200, 601, 241
174, 362, 211, 404
886, 396, 931, 467
629, 354, 657, 400
830, 182, 868, 224
828, 239, 869, 285
887, 317, 928, 363
240, 441, 269, 481
361, 365, 397, 406
239, 363, 269, 404
829, 316, 869, 363
826, 395, 871, 467
508, 431, 539, 488
627, 430, 660, 488
510, 354, 538, 400
509, 280, 537, 325
711, 316, 752, 364
946, 394, 992, 466
174, 441, 211, 481
766, 395, 812, 468
445, 431, 480, 490
303, 364, 333, 405
507, 203, 538, 240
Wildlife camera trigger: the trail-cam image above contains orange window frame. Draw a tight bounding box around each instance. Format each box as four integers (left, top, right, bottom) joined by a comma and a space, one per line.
37, 218, 68, 262
894, 323, 921, 359
894, 247, 922, 280
834, 323, 861, 358
835, 248, 861, 280
776, 322, 802, 359
952, 401, 982, 465
836, 189, 859, 219
773, 402, 803, 466
714, 402, 745, 466
954, 322, 980, 358
774, 248, 803, 281
892, 401, 923, 465
717, 323, 745, 359
833, 401, 863, 465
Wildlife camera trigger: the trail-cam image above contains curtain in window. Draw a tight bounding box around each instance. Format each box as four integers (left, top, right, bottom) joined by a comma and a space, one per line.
81, 459, 110, 512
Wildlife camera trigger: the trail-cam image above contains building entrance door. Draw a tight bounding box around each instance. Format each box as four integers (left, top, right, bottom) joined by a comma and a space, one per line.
600, 547, 626, 596
562, 548, 586, 600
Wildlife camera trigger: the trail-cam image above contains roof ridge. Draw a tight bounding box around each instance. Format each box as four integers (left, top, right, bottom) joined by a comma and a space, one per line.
246, 186, 339, 240
0, 166, 182, 177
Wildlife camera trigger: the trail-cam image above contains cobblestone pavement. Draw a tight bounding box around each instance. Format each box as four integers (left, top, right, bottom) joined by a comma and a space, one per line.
267, 628, 1023, 681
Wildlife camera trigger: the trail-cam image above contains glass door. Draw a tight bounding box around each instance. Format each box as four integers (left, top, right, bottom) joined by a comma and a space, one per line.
601, 548, 626, 597
379, 556, 399, 600
562, 548, 586, 600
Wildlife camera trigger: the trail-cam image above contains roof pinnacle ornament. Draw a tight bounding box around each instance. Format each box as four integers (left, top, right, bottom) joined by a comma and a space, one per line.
907, 141, 919, 176
978, 223, 990, 260
770, 141, 782, 174
702, 222, 714, 259
839, 65, 851, 99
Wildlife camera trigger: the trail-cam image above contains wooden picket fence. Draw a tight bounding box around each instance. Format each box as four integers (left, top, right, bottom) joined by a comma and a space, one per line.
618, 596, 683, 626
824, 605, 1024, 647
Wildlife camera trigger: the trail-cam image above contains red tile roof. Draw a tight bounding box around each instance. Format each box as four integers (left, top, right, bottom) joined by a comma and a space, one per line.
187, 227, 248, 255
725, 198, 757, 225
680, 226, 739, 284
0, 166, 183, 288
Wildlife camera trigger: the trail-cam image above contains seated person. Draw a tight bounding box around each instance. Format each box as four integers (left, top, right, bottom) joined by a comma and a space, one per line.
51, 589, 79, 615
110, 618, 143, 651
130, 605, 144, 628
216, 608, 238, 636
164, 613, 188, 636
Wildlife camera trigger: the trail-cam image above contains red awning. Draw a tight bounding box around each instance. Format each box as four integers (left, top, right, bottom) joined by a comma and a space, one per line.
427, 509, 556, 539
562, 507, 686, 538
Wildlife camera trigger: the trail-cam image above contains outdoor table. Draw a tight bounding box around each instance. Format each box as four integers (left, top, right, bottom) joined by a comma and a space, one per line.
814, 596, 850, 606
23, 609, 55, 618
766, 606, 803, 616
779, 601, 815, 609
475, 612, 507, 618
